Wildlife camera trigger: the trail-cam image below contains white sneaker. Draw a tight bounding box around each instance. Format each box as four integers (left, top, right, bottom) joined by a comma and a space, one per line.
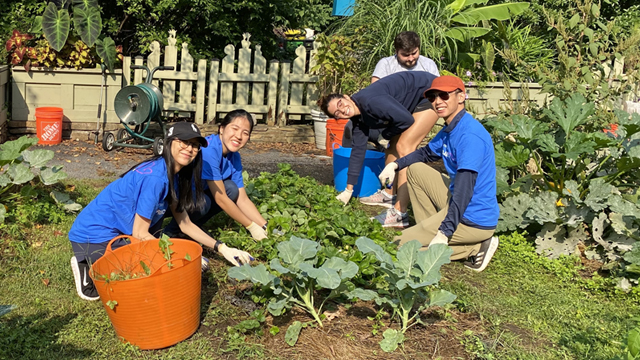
359, 189, 395, 208
371, 208, 409, 228
70, 256, 100, 301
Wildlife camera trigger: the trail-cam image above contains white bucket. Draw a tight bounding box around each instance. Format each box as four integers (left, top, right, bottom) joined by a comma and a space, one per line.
311, 109, 328, 150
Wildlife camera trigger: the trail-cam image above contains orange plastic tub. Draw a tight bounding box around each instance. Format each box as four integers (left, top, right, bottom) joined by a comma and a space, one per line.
91, 235, 202, 350
35, 107, 63, 145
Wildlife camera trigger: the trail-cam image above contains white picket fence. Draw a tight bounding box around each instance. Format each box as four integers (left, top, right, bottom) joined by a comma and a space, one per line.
122, 31, 318, 126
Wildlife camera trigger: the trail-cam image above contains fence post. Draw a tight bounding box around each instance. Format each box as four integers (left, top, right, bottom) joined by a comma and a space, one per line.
220, 44, 235, 106
195, 59, 207, 124
208, 59, 220, 123
236, 33, 252, 105
147, 41, 161, 87
252, 45, 267, 110
267, 60, 279, 125
134, 56, 144, 84
163, 30, 178, 107
277, 61, 291, 126
122, 56, 132, 86
179, 43, 194, 117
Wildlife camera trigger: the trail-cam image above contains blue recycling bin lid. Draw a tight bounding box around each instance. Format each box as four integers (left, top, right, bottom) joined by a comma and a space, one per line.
332, 0, 355, 16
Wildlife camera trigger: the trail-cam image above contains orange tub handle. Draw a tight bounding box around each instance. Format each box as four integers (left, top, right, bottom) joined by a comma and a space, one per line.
105, 235, 140, 253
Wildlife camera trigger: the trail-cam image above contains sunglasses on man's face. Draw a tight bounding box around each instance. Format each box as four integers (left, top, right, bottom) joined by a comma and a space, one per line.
426, 90, 460, 103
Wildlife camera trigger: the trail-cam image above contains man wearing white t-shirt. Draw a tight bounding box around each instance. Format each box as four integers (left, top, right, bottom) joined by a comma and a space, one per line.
371, 31, 440, 83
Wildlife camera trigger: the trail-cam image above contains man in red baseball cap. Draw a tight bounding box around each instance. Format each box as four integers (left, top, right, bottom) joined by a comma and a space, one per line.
378, 75, 500, 272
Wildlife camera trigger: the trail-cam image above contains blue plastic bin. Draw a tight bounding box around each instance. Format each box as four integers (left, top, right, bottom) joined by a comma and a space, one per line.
333, 146, 385, 198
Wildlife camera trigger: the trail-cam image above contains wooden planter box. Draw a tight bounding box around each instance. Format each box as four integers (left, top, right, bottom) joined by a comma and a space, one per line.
0, 65, 8, 142
11, 66, 123, 138
466, 82, 549, 119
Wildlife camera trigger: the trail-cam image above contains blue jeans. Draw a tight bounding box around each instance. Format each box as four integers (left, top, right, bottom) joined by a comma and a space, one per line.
163, 179, 240, 236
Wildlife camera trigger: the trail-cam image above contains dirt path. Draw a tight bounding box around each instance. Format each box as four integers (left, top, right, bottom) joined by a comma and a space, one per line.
36, 139, 335, 184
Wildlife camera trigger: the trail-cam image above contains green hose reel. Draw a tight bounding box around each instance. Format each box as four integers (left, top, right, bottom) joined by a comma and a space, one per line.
103, 65, 173, 156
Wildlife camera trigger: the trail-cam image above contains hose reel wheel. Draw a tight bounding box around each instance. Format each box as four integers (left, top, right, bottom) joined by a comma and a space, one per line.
114, 83, 164, 126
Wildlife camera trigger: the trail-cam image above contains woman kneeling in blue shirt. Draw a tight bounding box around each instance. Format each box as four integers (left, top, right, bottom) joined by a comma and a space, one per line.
68, 122, 253, 301
164, 109, 269, 241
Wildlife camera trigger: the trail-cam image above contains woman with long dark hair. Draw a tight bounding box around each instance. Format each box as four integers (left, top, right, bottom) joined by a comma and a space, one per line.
68, 122, 252, 301
164, 109, 269, 240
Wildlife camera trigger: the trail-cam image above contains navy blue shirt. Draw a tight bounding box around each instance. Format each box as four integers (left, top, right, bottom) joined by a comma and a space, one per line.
346, 71, 437, 186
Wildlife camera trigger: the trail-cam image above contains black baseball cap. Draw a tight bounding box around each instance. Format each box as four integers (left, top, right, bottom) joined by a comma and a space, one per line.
166, 122, 208, 148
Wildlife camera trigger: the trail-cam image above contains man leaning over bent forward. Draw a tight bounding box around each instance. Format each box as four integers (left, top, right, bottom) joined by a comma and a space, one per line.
378, 75, 500, 272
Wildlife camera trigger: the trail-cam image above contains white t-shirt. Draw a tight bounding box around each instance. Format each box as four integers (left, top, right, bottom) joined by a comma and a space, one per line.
371, 55, 440, 79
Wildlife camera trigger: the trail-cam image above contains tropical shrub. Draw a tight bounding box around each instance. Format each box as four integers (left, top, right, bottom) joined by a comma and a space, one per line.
335, 0, 529, 74
485, 93, 640, 286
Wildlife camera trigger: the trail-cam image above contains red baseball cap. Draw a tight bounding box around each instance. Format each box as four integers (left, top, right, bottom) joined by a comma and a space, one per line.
424, 76, 466, 98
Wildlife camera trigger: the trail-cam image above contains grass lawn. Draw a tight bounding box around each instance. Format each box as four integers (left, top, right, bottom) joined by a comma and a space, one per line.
0, 179, 638, 359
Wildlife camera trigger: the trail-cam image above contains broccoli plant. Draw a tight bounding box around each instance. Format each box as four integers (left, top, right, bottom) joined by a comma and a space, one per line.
349, 237, 457, 352
228, 236, 360, 344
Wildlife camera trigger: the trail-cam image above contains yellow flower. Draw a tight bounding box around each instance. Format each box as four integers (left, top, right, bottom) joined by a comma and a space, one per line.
556, 198, 566, 207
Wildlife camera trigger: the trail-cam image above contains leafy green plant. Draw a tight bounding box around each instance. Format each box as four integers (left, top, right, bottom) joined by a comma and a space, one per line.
214, 163, 397, 284
536, 0, 640, 125
485, 93, 640, 285
613, 318, 640, 360
0, 136, 79, 223
228, 236, 361, 345
310, 33, 369, 97
349, 238, 456, 352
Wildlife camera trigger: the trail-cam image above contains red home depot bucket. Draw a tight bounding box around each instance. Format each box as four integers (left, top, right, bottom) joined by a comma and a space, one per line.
325, 119, 349, 157
35, 107, 63, 145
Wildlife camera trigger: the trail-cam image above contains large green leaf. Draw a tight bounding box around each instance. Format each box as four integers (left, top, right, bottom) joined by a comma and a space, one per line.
40, 166, 67, 185
395, 240, 421, 277
285, 321, 303, 346
0, 203, 6, 223
415, 244, 452, 286
628, 327, 640, 357
72, 0, 98, 11
345, 288, 378, 301
228, 263, 275, 286
444, 27, 491, 42
73, 6, 101, 47
267, 298, 288, 316
50, 190, 82, 212
269, 258, 290, 274
95, 37, 117, 72
299, 262, 341, 289
428, 289, 457, 307
21, 149, 54, 168
0, 136, 39, 167
8, 163, 35, 184
380, 328, 404, 353
356, 237, 393, 265
536, 133, 560, 154
322, 257, 358, 279
494, 143, 530, 168
498, 193, 532, 232
561, 132, 596, 160
584, 178, 618, 212
495, 167, 509, 196
526, 191, 559, 225
446, 0, 490, 14
277, 236, 318, 267
42, 2, 70, 52
510, 115, 546, 144
451, 3, 530, 25
543, 94, 594, 139
535, 223, 574, 258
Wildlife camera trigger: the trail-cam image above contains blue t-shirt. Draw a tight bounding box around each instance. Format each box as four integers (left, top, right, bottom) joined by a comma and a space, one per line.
69, 158, 170, 244
201, 134, 244, 189
428, 112, 499, 227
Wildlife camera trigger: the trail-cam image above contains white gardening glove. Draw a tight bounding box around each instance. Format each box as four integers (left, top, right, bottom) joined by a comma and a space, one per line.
430, 230, 449, 246
377, 134, 390, 148
218, 243, 254, 266
378, 162, 398, 189
336, 188, 353, 205
246, 222, 268, 241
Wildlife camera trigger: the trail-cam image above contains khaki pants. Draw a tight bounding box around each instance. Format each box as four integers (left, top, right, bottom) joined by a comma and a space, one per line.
394, 163, 494, 260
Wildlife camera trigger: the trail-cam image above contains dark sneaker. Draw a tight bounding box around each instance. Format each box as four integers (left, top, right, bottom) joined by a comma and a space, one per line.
371, 208, 409, 228
70, 256, 100, 301
360, 189, 395, 208
464, 236, 500, 272
201, 256, 210, 272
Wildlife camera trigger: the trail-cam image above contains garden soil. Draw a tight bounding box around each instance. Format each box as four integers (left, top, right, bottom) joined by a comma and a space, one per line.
35, 138, 335, 184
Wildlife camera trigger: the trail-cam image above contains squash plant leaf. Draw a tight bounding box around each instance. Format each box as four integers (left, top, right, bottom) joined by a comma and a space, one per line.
511, 115, 546, 143
543, 94, 594, 140
40, 166, 68, 185
21, 149, 55, 168
495, 143, 530, 168
584, 178, 618, 212
498, 193, 532, 232
8, 163, 35, 185
526, 192, 559, 225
